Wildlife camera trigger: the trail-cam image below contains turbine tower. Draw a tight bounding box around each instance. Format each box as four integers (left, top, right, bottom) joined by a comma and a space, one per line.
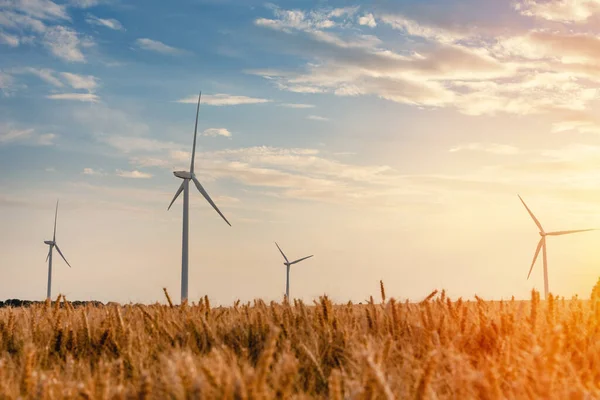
275, 242, 313, 300
168, 91, 231, 304
44, 200, 72, 300
518, 195, 595, 299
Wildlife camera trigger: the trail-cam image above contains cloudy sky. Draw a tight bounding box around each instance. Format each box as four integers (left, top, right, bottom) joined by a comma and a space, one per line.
2, 0, 600, 304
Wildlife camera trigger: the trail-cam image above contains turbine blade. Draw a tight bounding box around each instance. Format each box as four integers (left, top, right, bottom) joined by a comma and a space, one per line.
190, 91, 201, 174
518, 195, 544, 233
53, 199, 59, 241
527, 238, 544, 279
54, 244, 71, 268
275, 242, 289, 263
46, 246, 51, 262
290, 255, 313, 265
167, 182, 185, 211
546, 229, 596, 236
191, 176, 231, 226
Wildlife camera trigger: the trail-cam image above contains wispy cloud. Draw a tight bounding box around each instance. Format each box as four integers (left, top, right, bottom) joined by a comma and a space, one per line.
116, 169, 152, 179
307, 115, 329, 121
43, 26, 86, 62
135, 38, 186, 55
60, 72, 98, 91
104, 136, 181, 153
0, 127, 34, 143
15, 68, 100, 94
249, 4, 600, 134
514, 0, 600, 23
203, 128, 232, 138
278, 103, 315, 108
83, 167, 104, 175
176, 93, 271, 106
16, 67, 64, 87
378, 14, 467, 43
46, 93, 99, 102
85, 14, 124, 31
0, 72, 15, 95
358, 13, 377, 28
0, 31, 20, 47
2, 0, 69, 21
69, 0, 108, 8
0, 125, 56, 146
449, 143, 521, 155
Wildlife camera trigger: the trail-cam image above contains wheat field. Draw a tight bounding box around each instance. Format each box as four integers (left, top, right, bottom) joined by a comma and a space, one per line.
1, 283, 600, 399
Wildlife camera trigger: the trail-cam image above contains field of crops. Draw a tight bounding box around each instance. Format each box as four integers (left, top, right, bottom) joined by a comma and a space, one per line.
1, 284, 600, 399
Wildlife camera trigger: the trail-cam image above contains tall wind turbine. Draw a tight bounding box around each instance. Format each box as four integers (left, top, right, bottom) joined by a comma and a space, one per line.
518, 195, 595, 299
168, 91, 231, 304
275, 242, 313, 300
44, 200, 72, 300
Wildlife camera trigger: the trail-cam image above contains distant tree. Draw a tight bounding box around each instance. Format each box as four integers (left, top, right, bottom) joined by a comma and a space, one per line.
591, 277, 600, 301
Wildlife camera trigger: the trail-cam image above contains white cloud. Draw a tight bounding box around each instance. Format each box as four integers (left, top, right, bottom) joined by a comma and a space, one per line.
515, 0, 600, 23
104, 136, 182, 153
85, 14, 124, 31
0, 125, 56, 145
0, 127, 33, 143
60, 72, 98, 91
449, 143, 521, 155
0, 31, 19, 46
46, 93, 99, 102
0, 71, 14, 95
176, 93, 271, 106
83, 167, 104, 175
255, 6, 359, 32
69, 0, 106, 8
18, 67, 63, 86
251, 7, 509, 110
278, 103, 315, 108
358, 13, 376, 28
379, 14, 467, 43
135, 145, 416, 206
43, 25, 85, 62
203, 128, 232, 138
249, 4, 600, 135
307, 115, 329, 121
2, 0, 69, 21
135, 38, 186, 55
36, 133, 56, 145
116, 169, 153, 179
0, 11, 47, 32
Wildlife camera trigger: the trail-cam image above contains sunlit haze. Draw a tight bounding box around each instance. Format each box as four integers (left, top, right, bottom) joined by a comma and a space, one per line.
2, 0, 600, 304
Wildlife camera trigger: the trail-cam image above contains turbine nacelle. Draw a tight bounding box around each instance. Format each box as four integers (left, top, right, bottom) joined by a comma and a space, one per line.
44, 240, 55, 245
173, 171, 193, 180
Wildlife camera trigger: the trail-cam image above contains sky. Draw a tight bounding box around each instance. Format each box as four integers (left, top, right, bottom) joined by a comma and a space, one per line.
2, 0, 600, 304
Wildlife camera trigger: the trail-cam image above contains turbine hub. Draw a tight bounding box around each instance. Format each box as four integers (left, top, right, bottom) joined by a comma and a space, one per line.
173, 171, 192, 179
539, 232, 546, 237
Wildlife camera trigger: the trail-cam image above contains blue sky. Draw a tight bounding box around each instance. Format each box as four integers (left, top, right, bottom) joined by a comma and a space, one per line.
2, 0, 600, 304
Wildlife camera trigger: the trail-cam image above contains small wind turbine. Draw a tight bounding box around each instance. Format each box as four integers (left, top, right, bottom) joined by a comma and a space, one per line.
44, 200, 72, 300
518, 195, 595, 299
168, 91, 231, 304
275, 242, 313, 300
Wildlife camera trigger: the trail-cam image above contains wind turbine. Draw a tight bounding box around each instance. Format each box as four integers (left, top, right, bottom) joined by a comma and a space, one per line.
168, 91, 231, 304
518, 195, 595, 299
44, 200, 72, 300
275, 242, 313, 300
